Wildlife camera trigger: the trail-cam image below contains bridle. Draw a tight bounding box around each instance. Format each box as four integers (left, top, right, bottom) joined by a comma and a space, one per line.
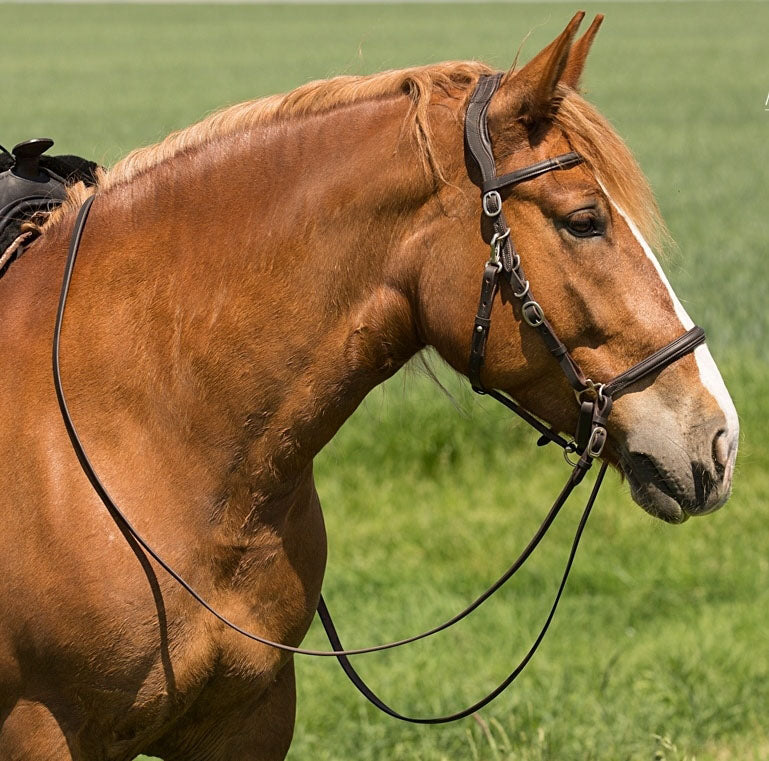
464, 73, 705, 477
53, 74, 706, 724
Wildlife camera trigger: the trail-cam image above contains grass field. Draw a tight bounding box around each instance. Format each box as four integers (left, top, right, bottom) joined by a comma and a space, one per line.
2, 2, 768, 759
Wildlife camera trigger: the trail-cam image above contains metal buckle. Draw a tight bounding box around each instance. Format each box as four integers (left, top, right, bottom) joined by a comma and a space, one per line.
522, 300, 544, 327
488, 229, 510, 265
482, 190, 502, 217
512, 279, 530, 299
586, 425, 607, 457
563, 426, 606, 466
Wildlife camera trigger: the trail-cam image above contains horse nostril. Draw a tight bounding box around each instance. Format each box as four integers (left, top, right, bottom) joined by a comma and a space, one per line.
712, 429, 729, 476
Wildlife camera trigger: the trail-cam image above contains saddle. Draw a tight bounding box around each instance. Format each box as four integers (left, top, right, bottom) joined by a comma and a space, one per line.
0, 138, 98, 274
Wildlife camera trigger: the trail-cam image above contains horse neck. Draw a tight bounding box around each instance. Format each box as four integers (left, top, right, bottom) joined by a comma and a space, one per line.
59, 96, 452, 524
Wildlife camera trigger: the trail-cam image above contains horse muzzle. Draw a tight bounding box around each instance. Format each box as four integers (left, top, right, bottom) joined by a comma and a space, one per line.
619, 415, 737, 524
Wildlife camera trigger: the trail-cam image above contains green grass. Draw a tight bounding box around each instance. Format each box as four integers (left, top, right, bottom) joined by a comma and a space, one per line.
2, 3, 767, 759
298, 355, 769, 761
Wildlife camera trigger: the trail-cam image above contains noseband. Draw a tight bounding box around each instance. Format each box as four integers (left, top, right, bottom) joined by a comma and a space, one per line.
53, 74, 705, 725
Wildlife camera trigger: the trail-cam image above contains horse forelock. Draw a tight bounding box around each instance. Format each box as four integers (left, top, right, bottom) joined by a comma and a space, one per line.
552, 86, 669, 253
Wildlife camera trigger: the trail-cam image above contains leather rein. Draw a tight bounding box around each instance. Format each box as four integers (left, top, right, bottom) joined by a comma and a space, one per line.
53, 73, 706, 724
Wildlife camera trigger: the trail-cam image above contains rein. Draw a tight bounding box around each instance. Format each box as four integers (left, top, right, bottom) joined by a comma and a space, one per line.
52, 74, 705, 724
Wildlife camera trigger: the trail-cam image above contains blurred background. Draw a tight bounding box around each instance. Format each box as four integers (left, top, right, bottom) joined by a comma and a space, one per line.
2, 2, 767, 759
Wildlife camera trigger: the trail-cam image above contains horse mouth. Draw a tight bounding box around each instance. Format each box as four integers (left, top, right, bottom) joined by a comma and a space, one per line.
620, 452, 691, 524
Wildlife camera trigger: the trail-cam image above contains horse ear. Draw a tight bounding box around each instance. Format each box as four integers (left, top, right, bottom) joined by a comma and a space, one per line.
562, 14, 604, 89
490, 11, 584, 128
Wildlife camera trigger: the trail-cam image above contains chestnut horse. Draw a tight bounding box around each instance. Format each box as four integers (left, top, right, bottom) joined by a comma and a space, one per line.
0, 13, 738, 760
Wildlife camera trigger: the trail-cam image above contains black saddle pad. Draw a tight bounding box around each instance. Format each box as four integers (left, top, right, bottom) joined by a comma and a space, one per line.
0, 151, 99, 187
0, 145, 99, 274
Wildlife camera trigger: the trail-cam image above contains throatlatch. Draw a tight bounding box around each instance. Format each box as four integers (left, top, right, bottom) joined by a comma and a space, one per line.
52, 74, 706, 725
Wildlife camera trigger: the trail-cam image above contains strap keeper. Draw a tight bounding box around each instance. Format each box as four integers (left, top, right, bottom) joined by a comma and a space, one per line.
575, 400, 594, 452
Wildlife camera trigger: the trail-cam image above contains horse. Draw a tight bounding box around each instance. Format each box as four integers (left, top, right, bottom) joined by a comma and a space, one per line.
0, 12, 738, 760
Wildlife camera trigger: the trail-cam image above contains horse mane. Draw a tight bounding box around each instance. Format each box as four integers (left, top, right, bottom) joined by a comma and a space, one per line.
44, 61, 493, 228
44, 60, 666, 250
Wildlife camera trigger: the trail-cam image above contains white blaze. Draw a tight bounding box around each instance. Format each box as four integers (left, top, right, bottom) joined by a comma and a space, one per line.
611, 201, 740, 474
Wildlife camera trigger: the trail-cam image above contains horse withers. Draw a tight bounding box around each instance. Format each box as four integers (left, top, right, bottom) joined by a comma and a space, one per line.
0, 13, 737, 760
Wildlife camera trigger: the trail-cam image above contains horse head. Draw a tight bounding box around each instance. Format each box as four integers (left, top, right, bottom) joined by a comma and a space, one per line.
416, 13, 738, 523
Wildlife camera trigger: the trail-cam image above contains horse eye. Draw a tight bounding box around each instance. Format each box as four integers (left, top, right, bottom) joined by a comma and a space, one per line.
566, 211, 601, 238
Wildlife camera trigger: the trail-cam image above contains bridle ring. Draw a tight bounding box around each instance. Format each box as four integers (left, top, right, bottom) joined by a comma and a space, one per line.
562, 442, 579, 468
576, 380, 606, 405
513, 279, 530, 299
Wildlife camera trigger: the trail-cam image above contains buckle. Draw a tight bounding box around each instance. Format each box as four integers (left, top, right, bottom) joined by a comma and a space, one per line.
586, 426, 607, 457
482, 190, 502, 217
522, 300, 544, 327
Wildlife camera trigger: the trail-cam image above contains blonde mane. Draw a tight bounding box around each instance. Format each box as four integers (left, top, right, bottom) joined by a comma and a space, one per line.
47, 61, 493, 225
46, 61, 666, 249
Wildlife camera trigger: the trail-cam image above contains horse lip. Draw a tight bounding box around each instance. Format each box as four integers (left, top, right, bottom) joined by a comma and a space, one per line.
619, 450, 690, 524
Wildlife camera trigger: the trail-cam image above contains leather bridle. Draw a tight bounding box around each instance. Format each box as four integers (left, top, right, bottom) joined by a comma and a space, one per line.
464, 73, 705, 479
53, 74, 706, 724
